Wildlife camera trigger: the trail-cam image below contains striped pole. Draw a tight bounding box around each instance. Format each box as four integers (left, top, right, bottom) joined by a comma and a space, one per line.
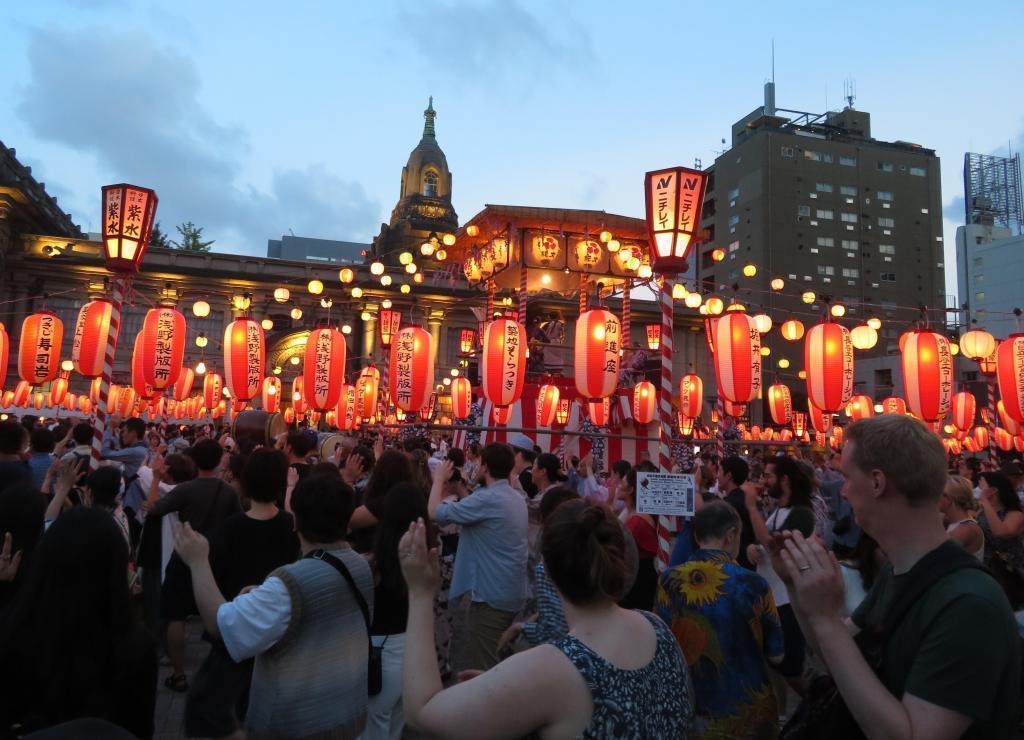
90, 275, 126, 469
517, 260, 528, 325
621, 278, 631, 364
715, 397, 726, 463
485, 280, 495, 321
988, 379, 998, 461
579, 275, 588, 315
656, 277, 677, 572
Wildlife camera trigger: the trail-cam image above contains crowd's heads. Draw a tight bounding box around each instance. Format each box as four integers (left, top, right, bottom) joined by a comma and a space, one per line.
29, 428, 54, 455
765, 455, 813, 507
365, 450, 413, 502
0, 482, 46, 561
0, 420, 27, 456
86, 467, 122, 510
610, 459, 631, 483
481, 442, 515, 481
542, 501, 631, 606
242, 448, 290, 504
71, 423, 93, 447
538, 485, 579, 523
693, 500, 743, 557
445, 447, 466, 469
941, 475, 979, 514
979, 471, 1022, 512
120, 418, 146, 443
285, 431, 316, 460
532, 453, 566, 487
350, 445, 375, 475
718, 455, 749, 487
187, 438, 224, 472
844, 415, 947, 508
164, 453, 198, 484
290, 474, 356, 544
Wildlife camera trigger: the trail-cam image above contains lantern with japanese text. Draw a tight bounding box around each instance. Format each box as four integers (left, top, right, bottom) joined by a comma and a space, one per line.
139, 307, 186, 390
291, 376, 308, 415
575, 238, 603, 269
723, 399, 747, 418
882, 397, 907, 415
847, 395, 874, 421
131, 333, 157, 400
172, 368, 195, 402
48, 377, 68, 407
805, 322, 854, 413
335, 384, 357, 430
555, 398, 570, 425
480, 319, 527, 410
972, 426, 989, 450
116, 386, 137, 417
304, 327, 346, 412
996, 336, 1024, 424
262, 376, 281, 413
767, 383, 793, 426
712, 312, 761, 404
575, 310, 621, 400
644, 166, 708, 273
808, 401, 832, 434
531, 234, 561, 266
679, 374, 703, 419
379, 308, 402, 349
101, 184, 158, 271
71, 299, 114, 378
493, 404, 512, 425
450, 377, 472, 420
459, 329, 475, 354
18, 312, 63, 384
645, 324, 661, 351
901, 330, 954, 422
537, 384, 560, 427
356, 366, 380, 420
203, 373, 223, 411
588, 398, 611, 426
632, 381, 656, 425
678, 414, 695, 437
224, 318, 265, 402
389, 326, 434, 412
951, 391, 976, 432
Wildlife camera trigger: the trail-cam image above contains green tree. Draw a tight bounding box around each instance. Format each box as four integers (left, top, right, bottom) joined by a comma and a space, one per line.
171, 221, 215, 252
150, 222, 172, 249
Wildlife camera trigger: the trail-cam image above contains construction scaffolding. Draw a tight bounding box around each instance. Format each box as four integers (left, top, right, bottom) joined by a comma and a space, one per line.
964, 152, 1023, 234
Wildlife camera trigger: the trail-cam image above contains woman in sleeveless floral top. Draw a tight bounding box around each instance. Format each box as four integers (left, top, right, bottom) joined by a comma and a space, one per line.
399, 496, 694, 739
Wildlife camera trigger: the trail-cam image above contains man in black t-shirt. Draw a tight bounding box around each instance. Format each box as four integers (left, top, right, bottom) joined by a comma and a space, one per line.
718, 456, 755, 570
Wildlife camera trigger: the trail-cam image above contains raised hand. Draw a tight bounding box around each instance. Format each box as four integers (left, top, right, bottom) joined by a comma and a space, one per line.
398, 518, 440, 597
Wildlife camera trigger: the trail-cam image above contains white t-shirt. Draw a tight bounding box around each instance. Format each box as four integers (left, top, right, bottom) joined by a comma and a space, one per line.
755, 506, 793, 607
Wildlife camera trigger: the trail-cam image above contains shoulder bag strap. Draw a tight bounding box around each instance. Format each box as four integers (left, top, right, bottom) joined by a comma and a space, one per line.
305, 549, 372, 635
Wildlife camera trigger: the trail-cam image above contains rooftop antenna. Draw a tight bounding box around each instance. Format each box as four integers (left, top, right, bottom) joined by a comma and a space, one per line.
844, 77, 856, 110
771, 38, 775, 83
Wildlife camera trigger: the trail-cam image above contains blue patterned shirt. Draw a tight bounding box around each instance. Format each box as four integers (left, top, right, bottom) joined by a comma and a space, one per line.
521, 561, 568, 645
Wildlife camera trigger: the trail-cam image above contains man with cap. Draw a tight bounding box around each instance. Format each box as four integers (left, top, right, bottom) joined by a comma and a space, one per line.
508, 433, 538, 499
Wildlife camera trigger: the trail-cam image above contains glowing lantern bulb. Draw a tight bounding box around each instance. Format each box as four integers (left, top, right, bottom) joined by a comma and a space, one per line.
742, 263, 757, 277
307, 279, 324, 295
802, 291, 816, 304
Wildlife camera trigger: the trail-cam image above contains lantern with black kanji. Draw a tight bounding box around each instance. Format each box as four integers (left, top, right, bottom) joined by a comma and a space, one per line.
632, 381, 656, 425
723, 399, 747, 418
492, 404, 512, 425
588, 398, 611, 426
767, 383, 792, 426
335, 384, 357, 430
901, 330, 954, 422
480, 318, 527, 411
645, 324, 661, 351
379, 308, 402, 349
712, 312, 761, 404
804, 322, 854, 414
101, 184, 158, 272
389, 325, 434, 412
140, 307, 186, 391
262, 376, 281, 413
303, 327, 346, 412
555, 398, 570, 425
997, 400, 1023, 437
71, 299, 114, 378
537, 384, 560, 427
996, 336, 1024, 424
204, 372, 223, 411
451, 377, 472, 420
882, 397, 906, 415
808, 401, 832, 434
356, 366, 380, 420
574, 309, 621, 401
459, 329, 475, 354
224, 318, 265, 402
644, 166, 708, 273
951, 391, 976, 432
19, 311, 63, 384
679, 373, 703, 419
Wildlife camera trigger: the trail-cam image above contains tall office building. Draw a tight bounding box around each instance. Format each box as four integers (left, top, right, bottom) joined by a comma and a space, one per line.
698, 84, 945, 408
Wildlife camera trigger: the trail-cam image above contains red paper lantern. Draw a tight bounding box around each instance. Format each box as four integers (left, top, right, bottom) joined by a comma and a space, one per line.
89, 377, 102, 406
116, 386, 137, 417
723, 399, 747, 418
997, 400, 1023, 437
451, 377, 472, 420
644, 165, 709, 272
575, 309, 621, 400
972, 426, 989, 450
712, 312, 761, 404
0, 324, 7, 391
291, 376, 307, 415
792, 412, 807, 437
679, 374, 703, 419
996, 335, 1024, 424
963, 437, 978, 453
379, 308, 402, 349
79, 396, 93, 414
492, 403, 512, 425
847, 394, 874, 421
481, 319, 527, 409
304, 327, 347, 411
172, 368, 195, 402
140, 308, 186, 390
283, 407, 296, 425
678, 413, 695, 437
1015, 436, 1024, 454
150, 396, 166, 419
48, 377, 68, 407
995, 427, 1014, 452
71, 299, 114, 378
808, 400, 832, 434
459, 329, 475, 354
588, 397, 611, 426
388, 326, 434, 412
951, 391, 976, 432
804, 322, 853, 413
224, 318, 266, 402
356, 366, 380, 420
336, 384, 357, 430
645, 324, 661, 351
555, 398, 571, 425
262, 376, 281, 413
131, 332, 157, 400
632, 381, 656, 425
204, 372, 223, 411
537, 384, 560, 426
882, 397, 907, 415
11, 380, 31, 407
19, 311, 63, 384
63, 392, 77, 411
767, 383, 792, 426
32, 392, 44, 410
101, 183, 158, 272
901, 330, 953, 422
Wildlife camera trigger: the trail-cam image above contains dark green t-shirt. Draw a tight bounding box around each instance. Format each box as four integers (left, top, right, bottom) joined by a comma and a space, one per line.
852, 542, 1021, 738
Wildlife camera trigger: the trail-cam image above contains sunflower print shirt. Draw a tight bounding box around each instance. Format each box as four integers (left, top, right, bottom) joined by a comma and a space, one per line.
656, 549, 784, 740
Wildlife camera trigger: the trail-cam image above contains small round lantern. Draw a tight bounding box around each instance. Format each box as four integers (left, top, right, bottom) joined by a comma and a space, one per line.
632, 381, 656, 425
679, 374, 703, 419
767, 383, 792, 426
951, 391, 976, 432
537, 384, 560, 427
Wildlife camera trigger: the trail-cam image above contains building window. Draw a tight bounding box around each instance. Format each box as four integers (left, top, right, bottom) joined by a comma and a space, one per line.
842, 268, 859, 278
878, 244, 896, 255
881, 272, 897, 282
797, 205, 811, 217
877, 191, 894, 201
975, 274, 984, 284
878, 217, 895, 228
936, 236, 943, 242
841, 239, 858, 249
839, 155, 857, 166
805, 150, 832, 162
728, 215, 740, 227
840, 212, 858, 223
728, 240, 740, 252
973, 257, 983, 266
817, 265, 835, 276
727, 187, 739, 200
423, 171, 439, 197
910, 166, 927, 176
877, 161, 894, 172
816, 182, 833, 193
840, 185, 857, 196
921, 208, 929, 214
816, 209, 834, 220
781, 146, 794, 158
817, 237, 835, 247
976, 291, 985, 301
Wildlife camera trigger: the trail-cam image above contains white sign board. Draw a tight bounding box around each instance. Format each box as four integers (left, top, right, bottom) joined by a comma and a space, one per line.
636, 472, 696, 518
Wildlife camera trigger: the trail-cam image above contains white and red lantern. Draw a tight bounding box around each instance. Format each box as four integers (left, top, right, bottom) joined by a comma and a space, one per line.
172, 368, 195, 402
847, 394, 874, 421
101, 183, 158, 272
336, 384, 357, 430
997, 400, 1024, 437
882, 396, 907, 415
131, 333, 157, 400
804, 322, 853, 413
203, 372, 223, 411
291, 376, 307, 415
48, 377, 68, 407
63, 392, 77, 412
555, 398, 571, 425
12, 380, 31, 408
901, 330, 953, 422
537, 384, 560, 427
632, 381, 656, 425
767, 383, 793, 426
492, 403, 512, 425
481, 318, 527, 409
972, 426, 989, 450
645, 324, 661, 351
451, 377, 472, 420
140, 307, 186, 390
224, 318, 265, 402
712, 312, 761, 404
575, 309, 621, 400
723, 399, 747, 418
71, 299, 113, 378
808, 400, 832, 434
356, 366, 380, 420
389, 325, 434, 412
996, 336, 1024, 424
588, 397, 611, 426
951, 391, 976, 432
995, 427, 1014, 452
379, 308, 402, 349
19, 311, 63, 384
262, 376, 282, 413
304, 327, 347, 412
644, 165, 709, 272
679, 374, 703, 419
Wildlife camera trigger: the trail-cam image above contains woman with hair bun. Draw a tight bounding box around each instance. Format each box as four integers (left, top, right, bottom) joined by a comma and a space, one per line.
398, 501, 694, 739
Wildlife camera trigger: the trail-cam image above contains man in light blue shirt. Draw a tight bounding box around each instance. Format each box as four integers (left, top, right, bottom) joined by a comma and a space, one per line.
429, 442, 528, 673
101, 416, 149, 483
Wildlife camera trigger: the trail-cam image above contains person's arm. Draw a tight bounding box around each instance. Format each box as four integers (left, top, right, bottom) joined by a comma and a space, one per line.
349, 505, 380, 530
174, 523, 225, 637
979, 499, 1024, 537
741, 485, 774, 548
148, 482, 187, 518
946, 522, 984, 553
44, 458, 84, 524
428, 460, 454, 519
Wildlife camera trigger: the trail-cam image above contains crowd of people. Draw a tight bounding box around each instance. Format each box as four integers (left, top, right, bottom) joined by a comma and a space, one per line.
0, 411, 1022, 739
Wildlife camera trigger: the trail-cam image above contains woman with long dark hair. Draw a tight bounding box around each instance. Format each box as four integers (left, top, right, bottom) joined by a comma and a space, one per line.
349, 450, 414, 553
0, 507, 157, 737
977, 470, 1024, 608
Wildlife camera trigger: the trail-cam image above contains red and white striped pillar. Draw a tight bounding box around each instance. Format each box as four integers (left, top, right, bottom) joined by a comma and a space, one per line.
579, 275, 588, 315
656, 277, 677, 572
90, 276, 126, 469
485, 280, 495, 321
621, 278, 631, 364
988, 379, 998, 461
517, 260, 528, 325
